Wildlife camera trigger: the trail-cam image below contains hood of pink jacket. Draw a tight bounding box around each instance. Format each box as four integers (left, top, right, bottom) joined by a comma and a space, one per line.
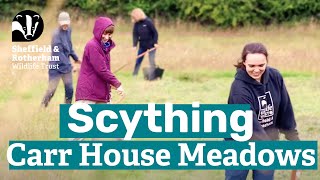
93, 17, 114, 42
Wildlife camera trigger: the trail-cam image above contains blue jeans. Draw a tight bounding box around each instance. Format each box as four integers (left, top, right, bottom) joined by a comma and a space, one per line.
225, 170, 274, 180
133, 48, 156, 79
41, 70, 73, 107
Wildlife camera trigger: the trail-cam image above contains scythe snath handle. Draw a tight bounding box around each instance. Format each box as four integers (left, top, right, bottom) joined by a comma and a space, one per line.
136, 47, 157, 59
291, 170, 301, 180
112, 94, 126, 104
113, 47, 157, 73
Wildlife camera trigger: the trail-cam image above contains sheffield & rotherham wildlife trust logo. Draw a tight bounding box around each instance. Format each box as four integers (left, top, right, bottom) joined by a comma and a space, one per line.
10, 10, 60, 70
12, 10, 44, 42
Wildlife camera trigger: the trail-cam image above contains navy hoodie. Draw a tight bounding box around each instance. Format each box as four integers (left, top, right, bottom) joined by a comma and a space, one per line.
133, 18, 158, 49
228, 67, 299, 140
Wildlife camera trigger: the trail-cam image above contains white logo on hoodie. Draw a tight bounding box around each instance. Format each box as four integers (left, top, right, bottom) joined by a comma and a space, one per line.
257, 91, 274, 128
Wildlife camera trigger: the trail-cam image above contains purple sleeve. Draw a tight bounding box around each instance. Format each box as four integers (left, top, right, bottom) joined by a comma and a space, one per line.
88, 46, 121, 88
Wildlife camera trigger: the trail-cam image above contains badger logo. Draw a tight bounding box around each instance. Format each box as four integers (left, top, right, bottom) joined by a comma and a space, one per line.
12, 10, 44, 42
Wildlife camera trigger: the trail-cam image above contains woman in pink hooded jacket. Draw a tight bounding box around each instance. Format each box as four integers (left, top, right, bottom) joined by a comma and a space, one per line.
76, 17, 124, 103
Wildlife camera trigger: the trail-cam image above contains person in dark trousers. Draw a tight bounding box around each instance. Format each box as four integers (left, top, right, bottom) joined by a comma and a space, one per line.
226, 42, 300, 180
131, 8, 158, 80
41, 11, 80, 107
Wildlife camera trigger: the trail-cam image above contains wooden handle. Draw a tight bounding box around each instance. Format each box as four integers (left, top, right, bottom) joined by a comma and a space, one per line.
113, 94, 125, 104
113, 47, 157, 73
291, 170, 301, 180
136, 47, 157, 59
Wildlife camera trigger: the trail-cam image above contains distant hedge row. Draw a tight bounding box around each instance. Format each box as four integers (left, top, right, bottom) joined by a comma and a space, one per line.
1, 0, 319, 27
0, 0, 46, 19
66, 0, 320, 27
179, 0, 320, 26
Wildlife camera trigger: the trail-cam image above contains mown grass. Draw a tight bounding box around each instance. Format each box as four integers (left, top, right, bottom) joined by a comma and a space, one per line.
0, 18, 320, 179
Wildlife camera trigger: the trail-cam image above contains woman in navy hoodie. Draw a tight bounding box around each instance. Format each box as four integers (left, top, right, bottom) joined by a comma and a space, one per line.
131, 8, 158, 79
226, 43, 300, 180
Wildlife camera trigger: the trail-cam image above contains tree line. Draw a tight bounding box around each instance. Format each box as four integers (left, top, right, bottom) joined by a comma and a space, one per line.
1, 0, 319, 27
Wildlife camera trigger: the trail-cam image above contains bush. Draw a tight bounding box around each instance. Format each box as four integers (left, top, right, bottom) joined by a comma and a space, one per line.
178, 0, 320, 27
0, 0, 46, 20
1, 0, 319, 27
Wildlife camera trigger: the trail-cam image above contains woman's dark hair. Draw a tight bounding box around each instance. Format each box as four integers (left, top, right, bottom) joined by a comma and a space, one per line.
235, 42, 268, 69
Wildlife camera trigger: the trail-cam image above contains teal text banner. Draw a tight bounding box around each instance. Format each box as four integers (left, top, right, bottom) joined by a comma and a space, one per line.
8, 141, 317, 170
59, 104, 251, 139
